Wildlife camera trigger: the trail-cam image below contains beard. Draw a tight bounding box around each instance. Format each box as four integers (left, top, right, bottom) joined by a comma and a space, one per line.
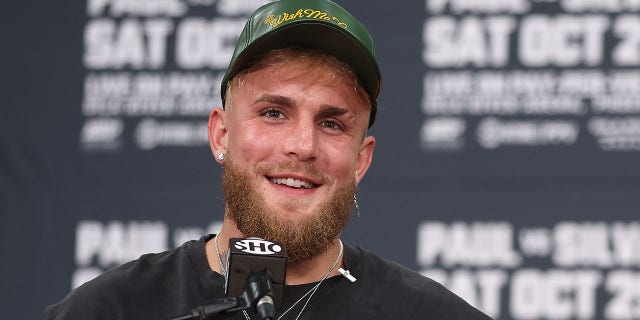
222, 156, 355, 263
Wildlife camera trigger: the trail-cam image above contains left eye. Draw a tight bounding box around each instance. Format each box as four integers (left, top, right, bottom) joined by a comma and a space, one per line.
320, 120, 343, 131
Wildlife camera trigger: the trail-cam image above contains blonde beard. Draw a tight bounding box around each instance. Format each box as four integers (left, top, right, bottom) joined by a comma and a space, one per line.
222, 157, 355, 263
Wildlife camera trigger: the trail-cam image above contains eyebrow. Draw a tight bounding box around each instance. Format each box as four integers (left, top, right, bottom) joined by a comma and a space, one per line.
253, 94, 295, 108
318, 105, 354, 121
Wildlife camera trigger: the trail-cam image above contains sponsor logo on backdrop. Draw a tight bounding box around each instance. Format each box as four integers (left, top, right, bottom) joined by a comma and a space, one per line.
588, 117, 640, 151
421, 1, 640, 152
80, 0, 273, 152
420, 117, 466, 151
476, 117, 578, 149
73, 220, 222, 288
80, 118, 124, 150
417, 220, 640, 319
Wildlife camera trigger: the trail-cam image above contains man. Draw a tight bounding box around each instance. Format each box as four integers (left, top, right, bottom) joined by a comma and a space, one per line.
46, 0, 492, 319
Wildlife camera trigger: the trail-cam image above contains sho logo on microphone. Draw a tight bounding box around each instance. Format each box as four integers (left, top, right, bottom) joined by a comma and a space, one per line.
234, 238, 283, 255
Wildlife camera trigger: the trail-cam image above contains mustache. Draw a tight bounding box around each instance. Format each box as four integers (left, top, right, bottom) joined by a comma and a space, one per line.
256, 160, 329, 185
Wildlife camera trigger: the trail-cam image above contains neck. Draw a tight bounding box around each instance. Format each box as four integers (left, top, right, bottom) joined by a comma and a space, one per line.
205, 215, 344, 285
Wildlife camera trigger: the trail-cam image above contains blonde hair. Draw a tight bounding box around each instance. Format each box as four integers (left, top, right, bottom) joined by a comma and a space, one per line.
225, 47, 372, 109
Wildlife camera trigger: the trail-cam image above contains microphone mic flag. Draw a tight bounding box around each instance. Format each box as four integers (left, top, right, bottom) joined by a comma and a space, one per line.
226, 238, 288, 310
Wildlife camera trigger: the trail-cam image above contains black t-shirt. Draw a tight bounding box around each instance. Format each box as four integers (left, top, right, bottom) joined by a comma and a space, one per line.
45, 235, 492, 319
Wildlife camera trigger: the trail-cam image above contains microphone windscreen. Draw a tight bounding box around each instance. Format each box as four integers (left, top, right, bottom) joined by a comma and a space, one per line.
226, 238, 288, 309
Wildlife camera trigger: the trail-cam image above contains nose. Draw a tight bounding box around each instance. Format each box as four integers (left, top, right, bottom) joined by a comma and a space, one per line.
284, 119, 318, 161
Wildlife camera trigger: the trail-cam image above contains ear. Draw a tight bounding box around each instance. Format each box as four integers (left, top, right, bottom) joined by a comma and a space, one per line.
355, 135, 375, 185
208, 107, 228, 163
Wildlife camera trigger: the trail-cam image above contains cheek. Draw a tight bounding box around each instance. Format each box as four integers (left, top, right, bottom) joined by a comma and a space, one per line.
230, 125, 277, 160
319, 143, 360, 181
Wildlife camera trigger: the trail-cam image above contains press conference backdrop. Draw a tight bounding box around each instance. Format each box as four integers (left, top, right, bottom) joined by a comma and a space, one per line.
2, 0, 640, 319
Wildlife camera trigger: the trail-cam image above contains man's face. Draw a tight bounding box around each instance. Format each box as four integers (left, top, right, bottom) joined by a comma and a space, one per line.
212, 60, 375, 262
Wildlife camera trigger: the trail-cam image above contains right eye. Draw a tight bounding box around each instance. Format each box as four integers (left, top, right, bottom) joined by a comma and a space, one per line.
261, 108, 286, 120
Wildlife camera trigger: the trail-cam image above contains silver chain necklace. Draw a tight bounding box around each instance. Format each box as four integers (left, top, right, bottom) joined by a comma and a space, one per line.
214, 235, 343, 320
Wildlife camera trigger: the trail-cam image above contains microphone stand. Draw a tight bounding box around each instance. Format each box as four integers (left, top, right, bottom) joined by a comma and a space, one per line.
168, 271, 276, 320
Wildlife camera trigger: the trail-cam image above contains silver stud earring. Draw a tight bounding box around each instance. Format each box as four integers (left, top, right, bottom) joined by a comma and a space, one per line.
216, 153, 226, 161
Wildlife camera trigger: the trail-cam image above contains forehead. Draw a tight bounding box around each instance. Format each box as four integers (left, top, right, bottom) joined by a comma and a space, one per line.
226, 48, 372, 107
229, 61, 371, 115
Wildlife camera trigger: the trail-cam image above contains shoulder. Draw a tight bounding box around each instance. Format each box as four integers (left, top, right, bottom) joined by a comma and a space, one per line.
352, 245, 442, 294
351, 246, 492, 319
44, 238, 203, 320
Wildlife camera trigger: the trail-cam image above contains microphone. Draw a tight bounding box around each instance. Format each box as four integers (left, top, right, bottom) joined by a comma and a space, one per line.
168, 238, 286, 320
225, 238, 288, 318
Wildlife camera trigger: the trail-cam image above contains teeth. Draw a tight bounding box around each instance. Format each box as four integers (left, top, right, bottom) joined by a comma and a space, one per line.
270, 177, 315, 189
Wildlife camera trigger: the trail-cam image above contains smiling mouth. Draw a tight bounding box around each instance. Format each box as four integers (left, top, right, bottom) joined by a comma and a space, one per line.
268, 177, 317, 189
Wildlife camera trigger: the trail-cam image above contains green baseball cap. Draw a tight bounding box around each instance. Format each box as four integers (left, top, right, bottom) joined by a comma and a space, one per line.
221, 0, 381, 127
